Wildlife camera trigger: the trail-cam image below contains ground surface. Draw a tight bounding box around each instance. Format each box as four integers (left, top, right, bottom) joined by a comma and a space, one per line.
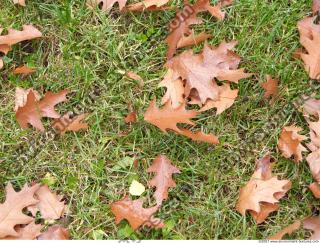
0, 0, 318, 240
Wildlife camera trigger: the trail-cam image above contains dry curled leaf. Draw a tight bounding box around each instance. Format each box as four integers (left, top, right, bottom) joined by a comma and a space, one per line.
111, 196, 164, 231
278, 126, 307, 163
124, 0, 170, 12
126, 71, 144, 87
0, 59, 3, 70
52, 112, 89, 135
0, 25, 42, 46
3, 221, 43, 240
13, 65, 36, 75
166, 0, 233, 59
313, 0, 320, 14
14, 87, 40, 112
177, 31, 211, 49
304, 216, 320, 240
261, 75, 278, 100
309, 182, 320, 198
297, 16, 320, 79
144, 100, 218, 144
31, 185, 66, 220
268, 221, 301, 240
162, 41, 251, 106
38, 225, 70, 240
147, 155, 180, 206
236, 155, 291, 224
0, 183, 40, 238
16, 89, 69, 132
303, 97, 320, 116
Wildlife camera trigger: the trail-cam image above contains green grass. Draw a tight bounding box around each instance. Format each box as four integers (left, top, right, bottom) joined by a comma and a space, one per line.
0, 0, 318, 239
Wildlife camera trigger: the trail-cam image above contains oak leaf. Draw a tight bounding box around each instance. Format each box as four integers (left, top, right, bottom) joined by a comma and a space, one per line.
3, 221, 43, 240
13, 65, 36, 75
297, 16, 320, 79
52, 112, 89, 135
304, 216, 320, 240
31, 185, 66, 220
268, 221, 301, 240
313, 0, 320, 15
147, 155, 180, 206
13, 0, 26, 6
38, 225, 70, 240
124, 0, 170, 12
125, 112, 137, 124
261, 75, 278, 100
14, 87, 40, 112
0, 59, 3, 70
144, 100, 219, 144
0, 25, 42, 46
177, 31, 211, 49
111, 196, 164, 231
309, 182, 320, 198
303, 97, 320, 116
236, 155, 291, 223
278, 126, 307, 163
0, 182, 40, 238
126, 71, 144, 87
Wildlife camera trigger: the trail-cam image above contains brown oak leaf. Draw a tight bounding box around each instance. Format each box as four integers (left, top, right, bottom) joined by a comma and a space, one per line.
309, 182, 320, 198
147, 155, 180, 206
52, 112, 89, 135
0, 183, 40, 238
303, 97, 320, 116
14, 87, 41, 112
124, 0, 170, 12
144, 100, 218, 144
278, 126, 307, 163
3, 221, 43, 240
111, 196, 164, 231
236, 155, 291, 224
38, 225, 70, 240
261, 75, 278, 100
125, 111, 137, 124
126, 71, 144, 88
304, 216, 320, 240
86, 0, 127, 11
0, 25, 42, 46
268, 221, 301, 240
13, 0, 26, 6
31, 185, 66, 220
177, 31, 211, 49
13, 65, 36, 75
313, 0, 320, 14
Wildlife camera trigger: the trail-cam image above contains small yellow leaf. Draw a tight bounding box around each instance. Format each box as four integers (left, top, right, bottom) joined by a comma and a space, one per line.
129, 180, 145, 196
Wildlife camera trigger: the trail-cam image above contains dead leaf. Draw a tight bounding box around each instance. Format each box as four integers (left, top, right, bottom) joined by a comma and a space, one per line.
307, 150, 320, 184
13, 0, 26, 6
261, 75, 278, 100
177, 31, 211, 49
3, 221, 43, 240
0, 44, 11, 54
297, 16, 320, 79
38, 90, 69, 119
268, 221, 301, 240
309, 182, 320, 198
13, 65, 36, 74
166, 0, 233, 59
14, 87, 41, 112
236, 155, 291, 224
0, 59, 3, 69
278, 126, 307, 163
147, 155, 180, 206
144, 100, 219, 144
0, 182, 40, 238
126, 71, 144, 87
313, 0, 320, 14
86, 0, 127, 11
304, 216, 320, 240
178, 128, 219, 144
52, 112, 89, 135
0, 25, 42, 46
38, 225, 70, 240
125, 111, 137, 124
111, 196, 164, 231
124, 0, 170, 11
303, 96, 320, 116
199, 83, 238, 114
162, 41, 251, 105
32, 185, 66, 220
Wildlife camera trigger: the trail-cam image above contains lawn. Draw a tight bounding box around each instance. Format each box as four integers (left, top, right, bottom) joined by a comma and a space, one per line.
0, 0, 318, 239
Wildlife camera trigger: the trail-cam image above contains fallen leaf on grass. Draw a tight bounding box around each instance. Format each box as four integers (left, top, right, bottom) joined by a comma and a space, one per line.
236, 155, 291, 224
0, 183, 40, 238
13, 65, 36, 74
0, 59, 3, 69
147, 155, 180, 206
268, 221, 301, 240
177, 31, 211, 49
14, 87, 41, 112
129, 180, 146, 196
38, 225, 70, 240
0, 25, 42, 46
3, 221, 43, 240
13, 0, 26, 6
304, 216, 320, 240
111, 196, 164, 230
126, 71, 144, 88
86, 0, 127, 11
125, 111, 137, 124
124, 0, 170, 12
261, 75, 278, 100
278, 126, 307, 163
144, 100, 219, 144
309, 182, 320, 198
313, 0, 320, 14
52, 112, 89, 135
303, 97, 320, 116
